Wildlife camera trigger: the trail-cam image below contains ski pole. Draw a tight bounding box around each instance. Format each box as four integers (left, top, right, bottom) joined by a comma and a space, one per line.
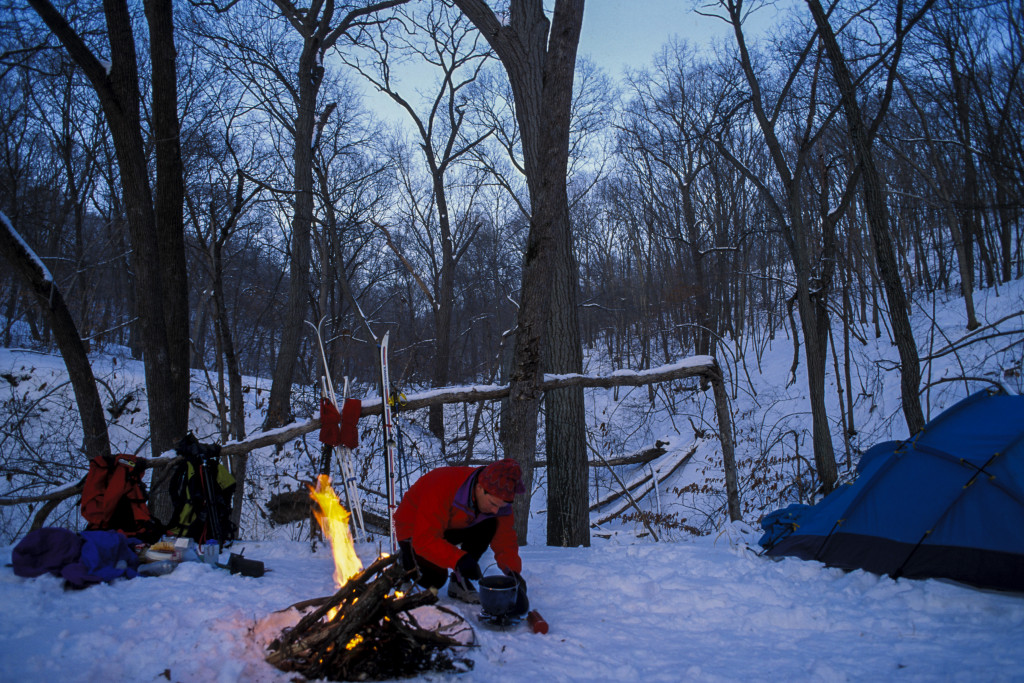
338, 376, 367, 541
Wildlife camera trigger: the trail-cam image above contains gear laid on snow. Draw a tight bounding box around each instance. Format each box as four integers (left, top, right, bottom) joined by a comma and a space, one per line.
11, 527, 140, 588
12, 527, 83, 578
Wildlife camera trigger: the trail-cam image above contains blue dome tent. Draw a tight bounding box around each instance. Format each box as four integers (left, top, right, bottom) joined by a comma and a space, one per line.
759, 388, 1024, 592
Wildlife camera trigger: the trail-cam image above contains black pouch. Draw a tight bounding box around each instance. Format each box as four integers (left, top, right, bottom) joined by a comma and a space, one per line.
227, 552, 264, 578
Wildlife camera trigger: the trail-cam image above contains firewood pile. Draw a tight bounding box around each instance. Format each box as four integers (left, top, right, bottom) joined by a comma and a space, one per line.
265, 554, 474, 681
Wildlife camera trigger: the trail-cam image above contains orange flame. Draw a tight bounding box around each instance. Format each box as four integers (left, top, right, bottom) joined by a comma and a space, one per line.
310, 475, 364, 590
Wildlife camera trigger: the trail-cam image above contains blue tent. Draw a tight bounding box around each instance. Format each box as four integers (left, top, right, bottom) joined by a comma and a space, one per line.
760, 388, 1024, 592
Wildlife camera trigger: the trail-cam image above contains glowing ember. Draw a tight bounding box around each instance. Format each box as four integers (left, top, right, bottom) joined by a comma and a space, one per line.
310, 475, 364, 591
345, 634, 364, 651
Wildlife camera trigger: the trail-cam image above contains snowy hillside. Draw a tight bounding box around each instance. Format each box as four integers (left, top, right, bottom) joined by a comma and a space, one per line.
3, 283, 1021, 545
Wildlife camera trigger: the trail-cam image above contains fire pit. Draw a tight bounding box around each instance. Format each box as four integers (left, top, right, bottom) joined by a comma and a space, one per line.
263, 476, 474, 681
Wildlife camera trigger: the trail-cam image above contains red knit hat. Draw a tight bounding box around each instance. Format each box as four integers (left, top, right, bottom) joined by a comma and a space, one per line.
479, 459, 524, 502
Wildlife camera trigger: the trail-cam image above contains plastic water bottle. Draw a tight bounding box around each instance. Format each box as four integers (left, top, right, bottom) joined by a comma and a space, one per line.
138, 560, 176, 577
203, 540, 219, 566
181, 539, 201, 563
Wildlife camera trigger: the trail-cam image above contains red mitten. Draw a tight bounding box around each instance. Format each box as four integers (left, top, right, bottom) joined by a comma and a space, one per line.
318, 398, 343, 446
339, 398, 361, 449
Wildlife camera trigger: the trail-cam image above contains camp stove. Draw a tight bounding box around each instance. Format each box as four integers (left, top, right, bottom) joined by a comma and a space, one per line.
475, 574, 523, 630
476, 609, 525, 631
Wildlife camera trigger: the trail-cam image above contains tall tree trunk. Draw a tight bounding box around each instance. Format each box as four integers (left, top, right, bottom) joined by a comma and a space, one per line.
145, 0, 191, 443
792, 198, 839, 493
264, 0, 410, 428
796, 279, 838, 491
805, 0, 927, 435
454, 0, 585, 545
27, 0, 190, 476
544, 194, 588, 547
719, 0, 840, 493
429, 174, 456, 441
266, 45, 318, 429
682, 182, 712, 356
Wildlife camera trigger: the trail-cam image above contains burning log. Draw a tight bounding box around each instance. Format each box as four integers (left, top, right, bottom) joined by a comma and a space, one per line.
266, 476, 474, 680
265, 553, 474, 681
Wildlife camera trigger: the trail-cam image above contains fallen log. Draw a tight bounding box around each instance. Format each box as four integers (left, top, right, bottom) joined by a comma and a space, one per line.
591, 443, 698, 524
1, 355, 740, 527
467, 440, 669, 469
265, 487, 389, 534
219, 356, 719, 457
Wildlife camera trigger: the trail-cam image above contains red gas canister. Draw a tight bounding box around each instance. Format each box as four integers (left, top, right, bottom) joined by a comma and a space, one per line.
527, 610, 549, 634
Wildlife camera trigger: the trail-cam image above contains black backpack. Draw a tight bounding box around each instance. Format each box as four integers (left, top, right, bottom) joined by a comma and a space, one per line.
166, 434, 237, 545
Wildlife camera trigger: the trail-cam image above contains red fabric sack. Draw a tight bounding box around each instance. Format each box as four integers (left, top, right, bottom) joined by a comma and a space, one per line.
318, 398, 343, 446
339, 398, 361, 449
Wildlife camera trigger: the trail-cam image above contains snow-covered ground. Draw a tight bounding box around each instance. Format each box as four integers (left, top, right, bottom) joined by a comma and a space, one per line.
1, 277, 1022, 681
2, 528, 1024, 683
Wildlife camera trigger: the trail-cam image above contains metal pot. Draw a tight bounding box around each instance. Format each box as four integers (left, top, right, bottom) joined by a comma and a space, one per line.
478, 574, 517, 616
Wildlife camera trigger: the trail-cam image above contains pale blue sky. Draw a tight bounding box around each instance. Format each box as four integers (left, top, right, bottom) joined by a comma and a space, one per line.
577, 0, 786, 74
361, 1, 785, 125
578, 0, 729, 76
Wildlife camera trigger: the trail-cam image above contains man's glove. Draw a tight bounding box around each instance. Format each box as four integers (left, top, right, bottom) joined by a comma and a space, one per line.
504, 569, 527, 594
455, 554, 481, 581
502, 568, 529, 616
397, 540, 418, 576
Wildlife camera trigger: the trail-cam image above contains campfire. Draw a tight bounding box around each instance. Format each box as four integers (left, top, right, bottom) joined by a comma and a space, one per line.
264, 476, 474, 681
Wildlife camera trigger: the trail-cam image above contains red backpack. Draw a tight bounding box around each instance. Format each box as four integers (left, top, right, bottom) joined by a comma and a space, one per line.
80, 454, 162, 543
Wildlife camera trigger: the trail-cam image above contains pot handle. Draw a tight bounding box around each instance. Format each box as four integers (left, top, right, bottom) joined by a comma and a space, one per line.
483, 562, 522, 589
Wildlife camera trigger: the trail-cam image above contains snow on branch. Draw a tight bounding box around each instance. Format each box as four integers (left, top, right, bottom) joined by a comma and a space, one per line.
0, 357, 731, 514
217, 355, 721, 457
0, 211, 54, 283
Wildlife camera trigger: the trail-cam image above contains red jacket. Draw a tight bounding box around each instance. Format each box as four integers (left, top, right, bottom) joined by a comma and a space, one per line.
394, 466, 522, 573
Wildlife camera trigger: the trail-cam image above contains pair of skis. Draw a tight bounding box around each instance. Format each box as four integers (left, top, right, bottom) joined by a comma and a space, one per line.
310, 320, 399, 553
309, 319, 366, 543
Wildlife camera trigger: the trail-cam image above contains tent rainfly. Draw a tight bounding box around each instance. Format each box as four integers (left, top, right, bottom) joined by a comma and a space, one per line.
759, 388, 1024, 592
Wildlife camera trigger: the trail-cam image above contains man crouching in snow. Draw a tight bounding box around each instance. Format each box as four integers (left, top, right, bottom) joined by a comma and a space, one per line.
394, 458, 528, 612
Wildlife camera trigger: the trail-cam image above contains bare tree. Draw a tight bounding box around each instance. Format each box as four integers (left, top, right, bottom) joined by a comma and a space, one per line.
309, 74, 395, 379
708, 0, 866, 492
344, 0, 493, 441
462, 52, 614, 545
804, 0, 933, 436
25, 0, 190, 495
260, 0, 410, 429
0, 211, 109, 464
617, 41, 720, 358
452, 0, 587, 546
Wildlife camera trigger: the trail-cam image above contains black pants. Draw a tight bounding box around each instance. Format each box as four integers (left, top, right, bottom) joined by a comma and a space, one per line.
399, 517, 497, 590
